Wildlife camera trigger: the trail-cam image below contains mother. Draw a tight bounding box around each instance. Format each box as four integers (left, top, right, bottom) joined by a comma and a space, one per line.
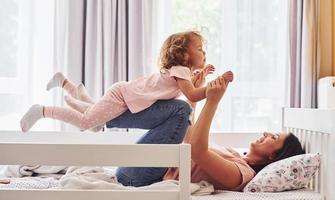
107, 75, 305, 190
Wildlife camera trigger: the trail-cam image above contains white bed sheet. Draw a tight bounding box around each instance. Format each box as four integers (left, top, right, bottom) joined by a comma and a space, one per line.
191, 189, 322, 200
0, 176, 322, 200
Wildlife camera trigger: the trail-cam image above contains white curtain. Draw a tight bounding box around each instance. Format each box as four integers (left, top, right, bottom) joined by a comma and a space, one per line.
0, 0, 57, 131
55, 0, 128, 100
128, 0, 172, 78
54, 0, 128, 130
84, 0, 128, 97
54, 0, 85, 87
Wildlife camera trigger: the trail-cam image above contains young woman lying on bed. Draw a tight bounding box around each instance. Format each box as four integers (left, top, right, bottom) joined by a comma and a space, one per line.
62, 71, 305, 191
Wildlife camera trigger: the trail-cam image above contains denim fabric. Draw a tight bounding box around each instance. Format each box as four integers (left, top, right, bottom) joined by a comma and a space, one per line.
106, 99, 191, 187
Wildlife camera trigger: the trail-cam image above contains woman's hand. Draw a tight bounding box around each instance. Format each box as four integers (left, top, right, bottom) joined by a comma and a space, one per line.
206, 76, 228, 104
192, 64, 215, 88
0, 179, 10, 184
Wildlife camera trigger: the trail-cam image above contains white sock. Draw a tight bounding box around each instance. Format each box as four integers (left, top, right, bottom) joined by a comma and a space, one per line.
77, 83, 95, 104
20, 104, 44, 132
46, 72, 66, 91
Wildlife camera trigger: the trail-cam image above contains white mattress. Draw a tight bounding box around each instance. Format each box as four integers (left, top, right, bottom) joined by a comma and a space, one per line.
191, 189, 322, 200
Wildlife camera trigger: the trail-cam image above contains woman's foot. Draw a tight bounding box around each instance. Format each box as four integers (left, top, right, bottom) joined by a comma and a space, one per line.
20, 104, 44, 132
46, 72, 66, 91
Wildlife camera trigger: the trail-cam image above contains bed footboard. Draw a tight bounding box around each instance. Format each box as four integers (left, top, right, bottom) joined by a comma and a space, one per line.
0, 132, 191, 200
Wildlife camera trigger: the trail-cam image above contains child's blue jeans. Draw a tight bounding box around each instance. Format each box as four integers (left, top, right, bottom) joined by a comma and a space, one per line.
106, 99, 192, 187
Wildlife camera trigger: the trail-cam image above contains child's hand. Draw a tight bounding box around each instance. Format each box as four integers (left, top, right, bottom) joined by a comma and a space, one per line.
191, 70, 205, 88
192, 64, 215, 88
222, 71, 234, 83
200, 64, 215, 77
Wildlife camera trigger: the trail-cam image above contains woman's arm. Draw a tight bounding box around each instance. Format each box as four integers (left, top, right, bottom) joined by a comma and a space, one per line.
176, 65, 215, 102
190, 77, 242, 189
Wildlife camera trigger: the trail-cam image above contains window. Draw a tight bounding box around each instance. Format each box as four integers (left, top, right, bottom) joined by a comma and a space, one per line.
0, 0, 23, 130
170, 0, 288, 132
0, 0, 56, 131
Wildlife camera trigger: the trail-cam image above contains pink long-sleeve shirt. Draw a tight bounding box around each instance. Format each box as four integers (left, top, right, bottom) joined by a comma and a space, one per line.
120, 66, 192, 113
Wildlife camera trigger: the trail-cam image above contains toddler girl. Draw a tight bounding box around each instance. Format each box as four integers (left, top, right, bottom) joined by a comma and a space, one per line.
20, 31, 233, 132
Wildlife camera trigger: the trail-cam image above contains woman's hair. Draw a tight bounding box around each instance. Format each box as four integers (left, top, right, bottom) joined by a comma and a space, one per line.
159, 31, 204, 70
250, 132, 305, 173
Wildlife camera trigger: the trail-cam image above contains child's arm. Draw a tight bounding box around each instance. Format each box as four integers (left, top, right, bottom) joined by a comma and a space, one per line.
176, 64, 215, 102
176, 79, 206, 102
183, 67, 209, 143
191, 64, 215, 87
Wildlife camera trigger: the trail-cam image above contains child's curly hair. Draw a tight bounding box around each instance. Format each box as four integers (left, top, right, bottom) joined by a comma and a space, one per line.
159, 31, 204, 70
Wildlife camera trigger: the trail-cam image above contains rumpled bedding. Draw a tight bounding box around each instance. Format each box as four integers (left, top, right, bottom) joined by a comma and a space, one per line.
0, 165, 214, 195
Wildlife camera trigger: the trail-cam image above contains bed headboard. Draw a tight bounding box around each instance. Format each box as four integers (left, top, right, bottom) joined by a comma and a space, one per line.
282, 108, 335, 200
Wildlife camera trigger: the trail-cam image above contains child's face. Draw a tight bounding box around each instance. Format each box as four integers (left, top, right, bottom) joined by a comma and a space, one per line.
187, 36, 206, 70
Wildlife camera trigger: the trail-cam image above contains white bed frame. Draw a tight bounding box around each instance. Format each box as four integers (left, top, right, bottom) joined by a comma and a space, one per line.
282, 108, 335, 200
0, 108, 334, 200
0, 133, 191, 200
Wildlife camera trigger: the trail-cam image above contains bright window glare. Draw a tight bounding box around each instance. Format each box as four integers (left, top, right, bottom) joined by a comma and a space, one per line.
0, 0, 55, 130
171, 0, 288, 132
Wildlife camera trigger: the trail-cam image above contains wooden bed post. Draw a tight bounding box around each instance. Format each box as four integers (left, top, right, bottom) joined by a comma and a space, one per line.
179, 144, 191, 200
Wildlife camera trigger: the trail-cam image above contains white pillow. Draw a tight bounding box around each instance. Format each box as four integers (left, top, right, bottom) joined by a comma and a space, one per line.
243, 153, 321, 192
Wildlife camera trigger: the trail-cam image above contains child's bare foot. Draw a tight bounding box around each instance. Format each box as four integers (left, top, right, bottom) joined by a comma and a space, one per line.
222, 71, 234, 82
46, 72, 66, 91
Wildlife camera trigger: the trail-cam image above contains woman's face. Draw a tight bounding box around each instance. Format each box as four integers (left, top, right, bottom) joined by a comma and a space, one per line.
187, 35, 206, 69
249, 132, 288, 160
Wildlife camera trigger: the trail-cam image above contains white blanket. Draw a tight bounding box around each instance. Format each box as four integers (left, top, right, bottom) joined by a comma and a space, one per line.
60, 166, 214, 195
1, 166, 214, 195
4, 165, 67, 179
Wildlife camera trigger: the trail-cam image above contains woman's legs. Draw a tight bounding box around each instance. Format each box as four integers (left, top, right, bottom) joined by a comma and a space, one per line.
109, 99, 192, 187
46, 78, 192, 185
57, 95, 192, 186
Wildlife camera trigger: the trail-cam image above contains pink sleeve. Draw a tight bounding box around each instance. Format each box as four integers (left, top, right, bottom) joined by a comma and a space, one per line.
231, 161, 256, 191
169, 66, 192, 81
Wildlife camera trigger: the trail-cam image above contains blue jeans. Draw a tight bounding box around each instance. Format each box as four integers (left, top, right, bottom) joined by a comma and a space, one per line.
106, 99, 191, 187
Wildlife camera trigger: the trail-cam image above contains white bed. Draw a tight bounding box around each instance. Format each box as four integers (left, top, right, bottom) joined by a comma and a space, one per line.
0, 108, 334, 200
